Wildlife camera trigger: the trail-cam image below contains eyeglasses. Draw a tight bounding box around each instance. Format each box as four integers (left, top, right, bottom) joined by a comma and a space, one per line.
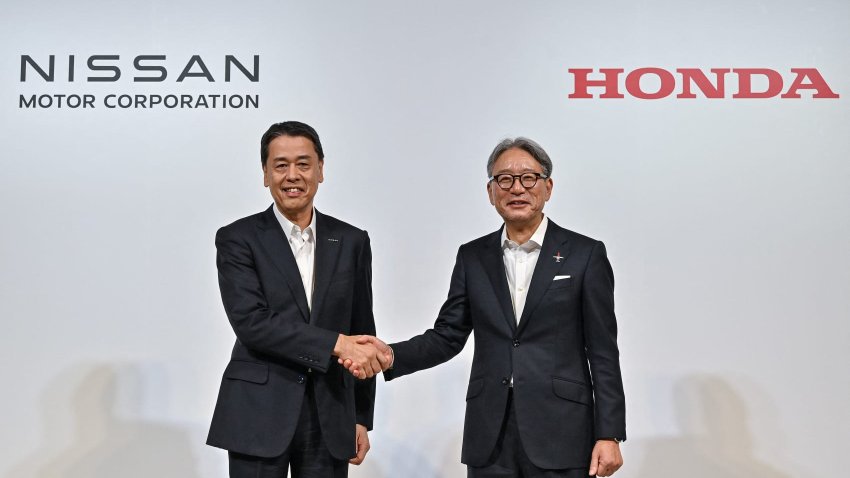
489, 172, 548, 190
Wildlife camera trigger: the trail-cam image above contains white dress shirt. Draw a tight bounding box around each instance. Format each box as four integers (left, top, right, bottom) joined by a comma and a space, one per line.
501, 216, 549, 323
273, 206, 317, 311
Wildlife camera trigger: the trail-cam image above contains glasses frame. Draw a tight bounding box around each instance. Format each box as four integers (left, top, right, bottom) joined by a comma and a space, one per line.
488, 172, 549, 190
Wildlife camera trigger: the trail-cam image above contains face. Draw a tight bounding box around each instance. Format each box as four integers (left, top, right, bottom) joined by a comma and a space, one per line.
263, 134, 324, 223
487, 147, 553, 227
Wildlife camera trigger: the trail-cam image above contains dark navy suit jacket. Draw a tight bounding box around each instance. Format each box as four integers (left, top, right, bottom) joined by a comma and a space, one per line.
385, 220, 626, 469
207, 206, 376, 459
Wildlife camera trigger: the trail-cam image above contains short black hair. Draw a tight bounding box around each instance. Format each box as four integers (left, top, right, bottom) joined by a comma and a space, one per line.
260, 121, 324, 166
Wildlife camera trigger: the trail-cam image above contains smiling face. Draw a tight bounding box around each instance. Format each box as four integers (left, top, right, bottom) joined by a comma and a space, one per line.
263, 134, 324, 228
487, 147, 553, 228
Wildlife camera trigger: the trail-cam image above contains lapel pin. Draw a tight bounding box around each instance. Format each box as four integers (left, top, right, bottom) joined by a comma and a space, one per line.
553, 251, 564, 263
327, 238, 339, 242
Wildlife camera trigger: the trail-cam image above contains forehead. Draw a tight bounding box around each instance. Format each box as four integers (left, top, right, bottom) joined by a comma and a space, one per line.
492, 147, 542, 173
267, 135, 319, 161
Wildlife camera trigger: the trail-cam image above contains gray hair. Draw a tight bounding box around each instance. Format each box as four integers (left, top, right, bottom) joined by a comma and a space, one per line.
486, 137, 553, 178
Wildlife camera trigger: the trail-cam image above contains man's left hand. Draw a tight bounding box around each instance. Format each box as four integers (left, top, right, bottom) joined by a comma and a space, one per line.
349, 424, 370, 465
588, 439, 622, 477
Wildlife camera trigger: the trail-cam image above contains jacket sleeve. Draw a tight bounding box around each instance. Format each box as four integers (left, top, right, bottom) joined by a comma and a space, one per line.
351, 232, 377, 429
384, 247, 473, 380
216, 225, 339, 372
581, 241, 627, 441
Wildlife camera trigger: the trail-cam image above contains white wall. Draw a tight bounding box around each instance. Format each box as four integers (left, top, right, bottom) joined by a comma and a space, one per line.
1, 1, 848, 477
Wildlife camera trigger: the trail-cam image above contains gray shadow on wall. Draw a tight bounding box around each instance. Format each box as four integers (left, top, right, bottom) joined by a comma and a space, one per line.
635, 375, 790, 478
6, 363, 200, 478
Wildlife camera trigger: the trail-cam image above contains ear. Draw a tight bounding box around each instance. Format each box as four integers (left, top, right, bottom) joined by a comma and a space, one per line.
317, 159, 324, 184
486, 181, 496, 206
262, 164, 270, 188
543, 177, 553, 201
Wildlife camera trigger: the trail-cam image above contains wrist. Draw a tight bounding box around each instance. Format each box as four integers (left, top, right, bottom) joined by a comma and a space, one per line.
333, 334, 346, 357
599, 437, 624, 443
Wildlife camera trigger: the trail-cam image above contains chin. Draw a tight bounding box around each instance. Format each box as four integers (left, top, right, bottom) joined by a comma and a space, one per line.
501, 210, 532, 222
501, 217, 525, 226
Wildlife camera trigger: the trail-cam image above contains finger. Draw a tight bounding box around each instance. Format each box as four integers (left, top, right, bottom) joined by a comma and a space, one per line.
355, 335, 373, 344
376, 353, 390, 369
588, 451, 599, 476
357, 436, 369, 462
350, 441, 367, 465
360, 441, 370, 461
364, 363, 377, 378
350, 438, 365, 465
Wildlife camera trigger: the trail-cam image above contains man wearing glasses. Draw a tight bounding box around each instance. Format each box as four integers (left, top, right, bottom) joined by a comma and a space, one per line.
348, 137, 627, 477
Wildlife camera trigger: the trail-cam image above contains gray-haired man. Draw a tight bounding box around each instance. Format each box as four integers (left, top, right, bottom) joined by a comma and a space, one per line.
349, 137, 627, 477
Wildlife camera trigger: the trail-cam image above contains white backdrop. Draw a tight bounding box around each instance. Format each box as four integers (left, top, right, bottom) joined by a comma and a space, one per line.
2, 1, 848, 477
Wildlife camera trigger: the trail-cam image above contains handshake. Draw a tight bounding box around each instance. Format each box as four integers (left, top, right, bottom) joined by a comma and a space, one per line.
333, 335, 394, 379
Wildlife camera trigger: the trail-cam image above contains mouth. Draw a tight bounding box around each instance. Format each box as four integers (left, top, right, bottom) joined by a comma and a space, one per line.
506, 200, 529, 208
283, 187, 305, 197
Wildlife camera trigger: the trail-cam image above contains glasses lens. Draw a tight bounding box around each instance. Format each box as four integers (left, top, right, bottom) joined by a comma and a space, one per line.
497, 175, 515, 189
520, 173, 538, 188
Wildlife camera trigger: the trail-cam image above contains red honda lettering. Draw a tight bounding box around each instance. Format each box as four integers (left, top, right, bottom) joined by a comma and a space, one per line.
733, 68, 784, 98
625, 68, 676, 99
781, 68, 840, 98
568, 68, 624, 99
677, 68, 730, 98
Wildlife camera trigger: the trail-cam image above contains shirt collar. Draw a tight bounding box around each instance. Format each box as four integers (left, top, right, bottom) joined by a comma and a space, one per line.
273, 205, 316, 240
501, 215, 548, 250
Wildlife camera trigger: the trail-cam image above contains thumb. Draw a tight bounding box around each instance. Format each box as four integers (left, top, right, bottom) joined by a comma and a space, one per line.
354, 335, 372, 344
588, 449, 599, 476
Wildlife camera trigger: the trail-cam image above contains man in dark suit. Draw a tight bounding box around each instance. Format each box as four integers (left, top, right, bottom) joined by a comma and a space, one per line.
348, 137, 626, 477
207, 121, 388, 478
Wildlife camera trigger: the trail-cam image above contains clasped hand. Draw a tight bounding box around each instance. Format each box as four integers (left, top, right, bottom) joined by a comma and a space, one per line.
334, 335, 393, 379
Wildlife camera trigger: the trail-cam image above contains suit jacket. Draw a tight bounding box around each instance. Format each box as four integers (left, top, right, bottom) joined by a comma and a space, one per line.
207, 206, 376, 459
385, 219, 626, 469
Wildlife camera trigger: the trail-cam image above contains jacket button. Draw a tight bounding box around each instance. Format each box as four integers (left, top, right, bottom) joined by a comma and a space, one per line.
501, 377, 509, 385
297, 376, 306, 384
513, 340, 520, 347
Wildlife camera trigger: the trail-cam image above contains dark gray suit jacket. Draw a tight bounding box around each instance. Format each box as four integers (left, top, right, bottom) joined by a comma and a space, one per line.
385, 220, 626, 469
207, 207, 376, 459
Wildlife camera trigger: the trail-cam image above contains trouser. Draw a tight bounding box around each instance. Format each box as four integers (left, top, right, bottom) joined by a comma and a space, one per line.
467, 389, 593, 478
228, 380, 348, 478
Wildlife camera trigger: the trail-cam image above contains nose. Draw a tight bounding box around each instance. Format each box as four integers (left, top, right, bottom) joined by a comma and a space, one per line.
509, 176, 525, 193
284, 165, 299, 181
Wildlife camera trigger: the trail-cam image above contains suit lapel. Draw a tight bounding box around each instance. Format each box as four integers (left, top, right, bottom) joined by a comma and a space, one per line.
480, 228, 518, 333
516, 221, 570, 336
310, 210, 342, 324
257, 206, 310, 321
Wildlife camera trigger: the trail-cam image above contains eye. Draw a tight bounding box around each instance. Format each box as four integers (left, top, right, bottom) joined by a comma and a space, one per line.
297, 162, 310, 170
496, 175, 514, 188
